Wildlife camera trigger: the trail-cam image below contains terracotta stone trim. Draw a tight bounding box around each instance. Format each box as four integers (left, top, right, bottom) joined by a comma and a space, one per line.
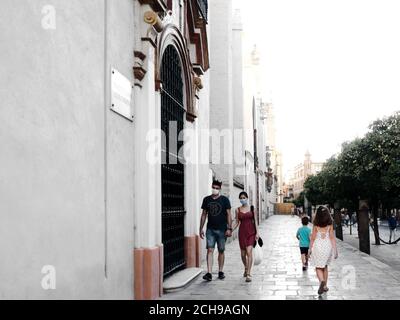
158, 244, 164, 295
133, 51, 147, 81
184, 235, 197, 267
195, 235, 201, 267
134, 246, 163, 300
184, 234, 201, 268
133, 66, 147, 81
134, 50, 147, 61
186, 0, 209, 72
167, 0, 173, 10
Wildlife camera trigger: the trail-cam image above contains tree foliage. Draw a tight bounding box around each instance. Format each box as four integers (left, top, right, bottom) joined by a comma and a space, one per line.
304, 112, 400, 210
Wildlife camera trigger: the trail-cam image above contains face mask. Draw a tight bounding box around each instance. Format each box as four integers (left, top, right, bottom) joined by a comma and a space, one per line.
240, 199, 248, 206
212, 188, 220, 195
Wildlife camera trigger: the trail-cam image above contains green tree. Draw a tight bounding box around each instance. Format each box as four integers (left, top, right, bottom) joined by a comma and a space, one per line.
293, 191, 305, 208
303, 111, 400, 245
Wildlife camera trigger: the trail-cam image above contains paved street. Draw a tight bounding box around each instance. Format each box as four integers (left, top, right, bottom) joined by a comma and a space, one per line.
342, 224, 400, 272
162, 215, 400, 300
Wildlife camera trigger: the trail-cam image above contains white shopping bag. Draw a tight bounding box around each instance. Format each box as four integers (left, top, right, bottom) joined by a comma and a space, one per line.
253, 243, 263, 265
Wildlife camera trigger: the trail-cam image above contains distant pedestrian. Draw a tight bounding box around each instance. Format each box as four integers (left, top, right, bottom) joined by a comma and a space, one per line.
388, 212, 397, 243
199, 180, 233, 281
232, 191, 259, 282
309, 206, 338, 295
344, 211, 350, 227
351, 212, 357, 226
296, 216, 311, 271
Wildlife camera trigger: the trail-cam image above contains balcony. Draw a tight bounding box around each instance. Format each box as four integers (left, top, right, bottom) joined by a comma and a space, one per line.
197, 0, 208, 21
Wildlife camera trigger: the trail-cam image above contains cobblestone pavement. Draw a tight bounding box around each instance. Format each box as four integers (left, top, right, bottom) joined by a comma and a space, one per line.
161, 215, 400, 300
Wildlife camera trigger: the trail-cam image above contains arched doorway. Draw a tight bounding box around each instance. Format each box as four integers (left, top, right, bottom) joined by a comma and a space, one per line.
160, 45, 186, 278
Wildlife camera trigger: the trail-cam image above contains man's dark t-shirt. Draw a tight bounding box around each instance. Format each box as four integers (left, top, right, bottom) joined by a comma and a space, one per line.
201, 195, 231, 231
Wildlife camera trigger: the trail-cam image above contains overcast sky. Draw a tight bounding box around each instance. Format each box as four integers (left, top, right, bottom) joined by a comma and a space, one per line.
233, 0, 400, 180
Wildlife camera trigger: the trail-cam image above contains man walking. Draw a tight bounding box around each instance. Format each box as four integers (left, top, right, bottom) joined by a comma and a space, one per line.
199, 180, 232, 281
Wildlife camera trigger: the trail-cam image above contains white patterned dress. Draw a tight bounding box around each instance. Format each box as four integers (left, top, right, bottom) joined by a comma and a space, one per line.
310, 226, 333, 268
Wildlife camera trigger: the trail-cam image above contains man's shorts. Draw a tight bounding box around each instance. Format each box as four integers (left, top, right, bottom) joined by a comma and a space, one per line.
206, 228, 226, 253
300, 247, 309, 255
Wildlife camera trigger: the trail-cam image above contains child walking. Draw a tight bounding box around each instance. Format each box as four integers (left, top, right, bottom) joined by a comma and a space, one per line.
309, 206, 338, 295
296, 216, 311, 271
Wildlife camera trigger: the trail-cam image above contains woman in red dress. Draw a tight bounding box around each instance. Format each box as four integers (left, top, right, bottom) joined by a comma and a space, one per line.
232, 191, 259, 282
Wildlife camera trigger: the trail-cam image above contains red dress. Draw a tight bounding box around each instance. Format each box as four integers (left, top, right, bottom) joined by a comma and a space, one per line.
238, 209, 257, 250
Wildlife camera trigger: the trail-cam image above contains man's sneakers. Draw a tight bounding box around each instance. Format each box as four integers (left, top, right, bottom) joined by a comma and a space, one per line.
202, 272, 212, 281
203, 271, 225, 281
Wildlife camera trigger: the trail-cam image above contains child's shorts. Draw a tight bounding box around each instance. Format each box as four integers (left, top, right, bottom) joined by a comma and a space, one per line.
300, 247, 309, 255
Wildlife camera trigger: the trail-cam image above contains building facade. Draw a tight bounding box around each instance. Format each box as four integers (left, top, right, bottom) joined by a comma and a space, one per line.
209, 0, 234, 201
282, 182, 295, 202
264, 102, 283, 213
290, 151, 324, 198
0, 0, 210, 300
209, 4, 247, 215
241, 44, 281, 220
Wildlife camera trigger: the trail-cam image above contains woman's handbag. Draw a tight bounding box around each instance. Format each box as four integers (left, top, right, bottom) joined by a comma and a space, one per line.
251, 206, 263, 248
253, 243, 263, 265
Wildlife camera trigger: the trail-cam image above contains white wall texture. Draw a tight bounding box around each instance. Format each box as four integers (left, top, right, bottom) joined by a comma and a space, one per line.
0, 0, 135, 299
0, 0, 214, 299
209, 0, 234, 199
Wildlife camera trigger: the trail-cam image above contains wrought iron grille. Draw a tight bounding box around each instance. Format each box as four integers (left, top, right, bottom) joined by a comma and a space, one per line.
161, 45, 186, 278
197, 0, 208, 21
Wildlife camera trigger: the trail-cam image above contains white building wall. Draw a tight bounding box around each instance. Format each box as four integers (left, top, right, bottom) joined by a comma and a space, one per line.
257, 101, 270, 219
133, 1, 160, 250
209, 0, 234, 198
0, 0, 211, 300
232, 9, 245, 185
196, 70, 212, 256
0, 0, 135, 299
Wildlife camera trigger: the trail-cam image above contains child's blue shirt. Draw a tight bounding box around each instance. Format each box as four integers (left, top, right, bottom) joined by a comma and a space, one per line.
296, 226, 311, 248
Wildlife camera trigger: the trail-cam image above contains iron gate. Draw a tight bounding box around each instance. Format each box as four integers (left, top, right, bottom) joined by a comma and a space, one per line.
160, 45, 186, 277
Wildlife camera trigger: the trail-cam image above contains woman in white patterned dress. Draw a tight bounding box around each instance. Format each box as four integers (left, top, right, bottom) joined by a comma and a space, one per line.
309, 206, 338, 295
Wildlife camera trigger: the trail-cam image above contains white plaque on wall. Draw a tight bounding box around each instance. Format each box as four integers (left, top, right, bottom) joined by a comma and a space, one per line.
111, 68, 133, 121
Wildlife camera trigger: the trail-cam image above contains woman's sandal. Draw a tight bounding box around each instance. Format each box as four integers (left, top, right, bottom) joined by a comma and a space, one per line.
243, 269, 248, 277
318, 281, 326, 295
323, 287, 329, 292
245, 275, 252, 282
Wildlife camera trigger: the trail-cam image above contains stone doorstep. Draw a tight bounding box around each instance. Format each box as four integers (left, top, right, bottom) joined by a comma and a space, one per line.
163, 268, 203, 293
